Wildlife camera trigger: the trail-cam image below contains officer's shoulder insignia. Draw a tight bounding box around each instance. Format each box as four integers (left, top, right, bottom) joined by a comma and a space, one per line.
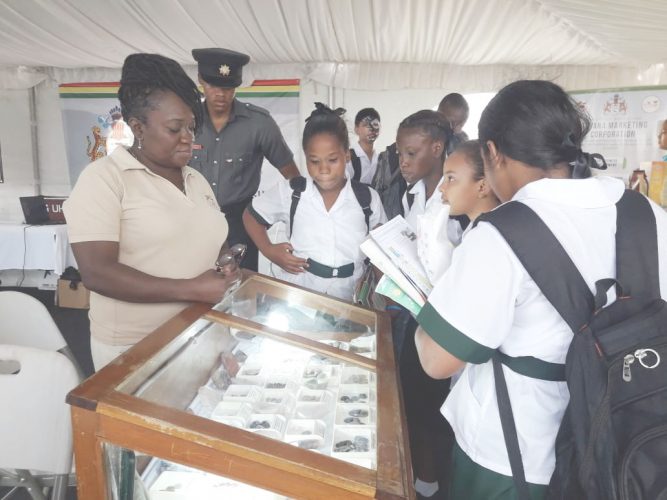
219, 64, 231, 76
244, 102, 270, 116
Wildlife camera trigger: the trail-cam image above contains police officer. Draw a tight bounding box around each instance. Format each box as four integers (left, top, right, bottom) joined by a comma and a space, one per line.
191, 48, 300, 271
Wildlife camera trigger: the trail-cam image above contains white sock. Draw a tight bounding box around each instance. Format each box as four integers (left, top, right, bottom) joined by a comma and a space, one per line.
414, 478, 439, 497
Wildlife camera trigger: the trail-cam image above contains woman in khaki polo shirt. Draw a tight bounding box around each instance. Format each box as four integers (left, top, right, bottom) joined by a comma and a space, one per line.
64, 54, 238, 370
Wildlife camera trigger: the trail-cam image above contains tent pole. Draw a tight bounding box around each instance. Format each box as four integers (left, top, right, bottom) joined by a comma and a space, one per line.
328, 62, 339, 109
28, 86, 41, 195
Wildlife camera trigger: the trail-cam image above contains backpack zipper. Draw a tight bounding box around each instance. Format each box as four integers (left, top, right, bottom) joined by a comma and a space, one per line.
621, 348, 661, 382
619, 423, 667, 500
581, 345, 664, 481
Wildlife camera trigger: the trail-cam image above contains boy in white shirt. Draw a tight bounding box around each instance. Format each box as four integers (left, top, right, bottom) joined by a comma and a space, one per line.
346, 108, 381, 185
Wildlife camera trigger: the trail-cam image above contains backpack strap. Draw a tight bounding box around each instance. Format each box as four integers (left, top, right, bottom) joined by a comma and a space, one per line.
290, 177, 373, 236
405, 185, 416, 211
350, 180, 373, 234
349, 149, 362, 182
615, 190, 660, 300
492, 357, 533, 500
289, 176, 307, 238
387, 142, 400, 173
450, 214, 470, 231
475, 201, 594, 333
475, 201, 595, 500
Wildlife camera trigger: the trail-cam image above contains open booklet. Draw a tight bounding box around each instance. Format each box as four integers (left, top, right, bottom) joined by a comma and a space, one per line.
360, 215, 433, 313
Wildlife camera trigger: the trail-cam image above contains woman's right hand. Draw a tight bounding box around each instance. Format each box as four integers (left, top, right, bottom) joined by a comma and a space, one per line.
189, 268, 242, 304
264, 242, 308, 274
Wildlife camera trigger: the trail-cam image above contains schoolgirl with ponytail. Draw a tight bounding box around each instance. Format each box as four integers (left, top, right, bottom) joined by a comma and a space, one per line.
243, 102, 386, 301
393, 109, 466, 500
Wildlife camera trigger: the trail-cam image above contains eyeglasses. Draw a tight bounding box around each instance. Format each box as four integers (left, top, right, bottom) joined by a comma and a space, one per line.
360, 117, 381, 132
215, 243, 246, 274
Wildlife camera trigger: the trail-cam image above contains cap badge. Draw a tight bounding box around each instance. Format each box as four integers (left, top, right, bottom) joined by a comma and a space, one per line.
219, 64, 231, 76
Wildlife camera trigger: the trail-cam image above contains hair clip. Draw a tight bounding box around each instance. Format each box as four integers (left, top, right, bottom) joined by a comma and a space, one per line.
306, 102, 347, 122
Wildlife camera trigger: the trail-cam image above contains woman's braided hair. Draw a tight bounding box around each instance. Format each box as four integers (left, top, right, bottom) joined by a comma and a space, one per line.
118, 53, 203, 132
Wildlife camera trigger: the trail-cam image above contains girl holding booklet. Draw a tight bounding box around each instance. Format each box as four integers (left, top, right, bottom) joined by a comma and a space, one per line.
395, 109, 456, 499
396, 112, 500, 498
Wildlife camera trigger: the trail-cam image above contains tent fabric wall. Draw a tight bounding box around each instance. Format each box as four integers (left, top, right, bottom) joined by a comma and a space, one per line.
0, 0, 616, 67
35, 61, 667, 93
0, 83, 70, 222
0, 0, 666, 92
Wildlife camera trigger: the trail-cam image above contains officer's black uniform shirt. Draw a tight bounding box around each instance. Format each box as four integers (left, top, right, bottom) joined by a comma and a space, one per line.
190, 98, 294, 207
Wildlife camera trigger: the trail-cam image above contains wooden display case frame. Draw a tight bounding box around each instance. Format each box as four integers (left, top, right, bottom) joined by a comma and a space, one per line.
67, 273, 414, 499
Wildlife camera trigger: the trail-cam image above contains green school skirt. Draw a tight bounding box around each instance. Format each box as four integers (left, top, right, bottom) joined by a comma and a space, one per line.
449, 442, 548, 500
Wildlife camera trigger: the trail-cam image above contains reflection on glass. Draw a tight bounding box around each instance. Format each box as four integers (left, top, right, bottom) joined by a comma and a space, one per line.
214, 276, 377, 352
105, 444, 287, 500
197, 332, 378, 470
103, 444, 149, 500
126, 315, 379, 471
142, 456, 287, 499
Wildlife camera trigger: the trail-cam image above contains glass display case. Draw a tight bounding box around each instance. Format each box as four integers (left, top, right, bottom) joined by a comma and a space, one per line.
67, 273, 414, 499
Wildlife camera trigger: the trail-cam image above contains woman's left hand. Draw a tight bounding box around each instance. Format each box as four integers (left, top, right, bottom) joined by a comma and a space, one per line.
187, 268, 241, 304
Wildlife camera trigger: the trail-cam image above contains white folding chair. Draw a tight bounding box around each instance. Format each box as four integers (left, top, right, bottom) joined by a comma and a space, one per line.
0, 291, 85, 499
0, 291, 84, 379
0, 344, 81, 500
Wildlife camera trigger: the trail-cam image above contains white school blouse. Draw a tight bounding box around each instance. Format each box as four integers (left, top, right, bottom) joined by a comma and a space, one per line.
250, 177, 386, 300
402, 178, 463, 283
417, 176, 667, 484
345, 141, 379, 185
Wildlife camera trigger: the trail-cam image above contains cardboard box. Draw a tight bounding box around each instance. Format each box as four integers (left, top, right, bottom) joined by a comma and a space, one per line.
57, 278, 90, 309
648, 161, 667, 207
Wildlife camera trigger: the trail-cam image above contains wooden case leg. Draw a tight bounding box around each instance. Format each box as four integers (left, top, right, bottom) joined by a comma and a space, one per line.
71, 406, 107, 499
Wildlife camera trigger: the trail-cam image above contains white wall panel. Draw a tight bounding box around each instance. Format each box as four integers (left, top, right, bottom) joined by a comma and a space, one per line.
0, 89, 35, 222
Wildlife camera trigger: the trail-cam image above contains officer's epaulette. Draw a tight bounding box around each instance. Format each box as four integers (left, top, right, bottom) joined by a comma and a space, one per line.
243, 102, 270, 116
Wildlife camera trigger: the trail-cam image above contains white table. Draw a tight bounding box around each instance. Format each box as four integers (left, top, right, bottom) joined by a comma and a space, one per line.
0, 223, 77, 275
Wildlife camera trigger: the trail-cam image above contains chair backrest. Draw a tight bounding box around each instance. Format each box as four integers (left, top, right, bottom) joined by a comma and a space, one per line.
0, 291, 67, 351
0, 344, 81, 474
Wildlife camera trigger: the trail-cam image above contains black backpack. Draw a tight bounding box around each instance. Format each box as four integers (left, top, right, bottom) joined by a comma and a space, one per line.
349, 149, 362, 182
288, 176, 372, 238
475, 190, 667, 500
372, 143, 407, 219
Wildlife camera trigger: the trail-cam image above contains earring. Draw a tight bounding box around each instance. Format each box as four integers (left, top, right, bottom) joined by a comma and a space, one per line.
137, 138, 142, 150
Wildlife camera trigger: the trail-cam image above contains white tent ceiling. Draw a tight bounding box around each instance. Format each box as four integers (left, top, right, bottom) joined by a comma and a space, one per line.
0, 0, 666, 90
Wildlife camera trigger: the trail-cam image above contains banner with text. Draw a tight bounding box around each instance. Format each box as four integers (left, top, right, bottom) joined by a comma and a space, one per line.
571, 86, 667, 180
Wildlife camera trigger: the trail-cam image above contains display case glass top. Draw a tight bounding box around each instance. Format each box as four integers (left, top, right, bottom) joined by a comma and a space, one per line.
117, 314, 379, 469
